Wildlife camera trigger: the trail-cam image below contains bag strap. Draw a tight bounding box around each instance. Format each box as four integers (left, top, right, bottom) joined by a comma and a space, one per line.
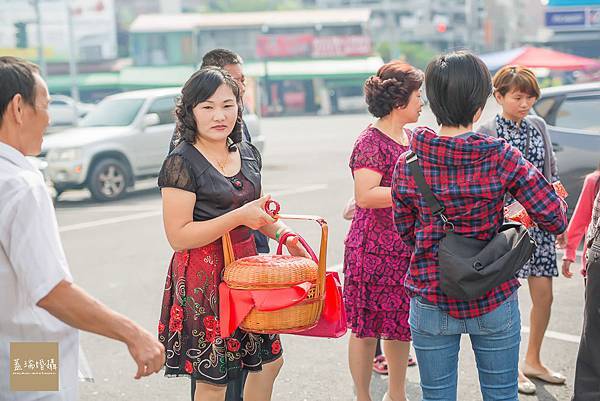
406, 152, 454, 230
524, 126, 531, 160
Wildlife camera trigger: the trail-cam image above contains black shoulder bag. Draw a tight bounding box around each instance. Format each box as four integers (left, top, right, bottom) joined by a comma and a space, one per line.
406, 151, 537, 300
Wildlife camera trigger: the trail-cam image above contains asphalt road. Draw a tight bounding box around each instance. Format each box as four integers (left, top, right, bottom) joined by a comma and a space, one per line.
54, 110, 585, 401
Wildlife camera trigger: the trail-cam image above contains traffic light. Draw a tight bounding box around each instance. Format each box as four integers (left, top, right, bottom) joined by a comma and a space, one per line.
14, 22, 28, 48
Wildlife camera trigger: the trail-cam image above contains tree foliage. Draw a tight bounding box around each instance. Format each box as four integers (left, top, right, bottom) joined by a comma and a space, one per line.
376, 41, 437, 70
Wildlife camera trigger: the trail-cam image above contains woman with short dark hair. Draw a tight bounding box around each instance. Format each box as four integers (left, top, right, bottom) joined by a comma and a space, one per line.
157, 67, 308, 401
391, 51, 567, 401
344, 60, 423, 401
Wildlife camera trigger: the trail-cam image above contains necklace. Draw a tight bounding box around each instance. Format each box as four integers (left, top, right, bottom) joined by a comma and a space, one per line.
194, 143, 243, 190
215, 156, 228, 173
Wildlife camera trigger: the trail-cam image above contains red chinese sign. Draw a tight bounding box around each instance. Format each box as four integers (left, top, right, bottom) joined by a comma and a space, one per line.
312, 36, 372, 57
256, 34, 314, 58
256, 34, 371, 58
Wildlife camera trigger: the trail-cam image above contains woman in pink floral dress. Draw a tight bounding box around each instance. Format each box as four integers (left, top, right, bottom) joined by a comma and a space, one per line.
344, 61, 423, 401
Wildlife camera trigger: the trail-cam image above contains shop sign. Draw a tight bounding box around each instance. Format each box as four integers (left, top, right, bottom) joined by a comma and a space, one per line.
256, 34, 314, 58
256, 34, 371, 58
312, 36, 371, 58
546, 7, 600, 29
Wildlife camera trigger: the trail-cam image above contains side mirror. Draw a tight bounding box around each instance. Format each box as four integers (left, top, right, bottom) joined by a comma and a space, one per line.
142, 113, 160, 128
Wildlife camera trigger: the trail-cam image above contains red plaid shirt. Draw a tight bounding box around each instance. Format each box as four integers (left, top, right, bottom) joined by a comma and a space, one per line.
392, 127, 567, 319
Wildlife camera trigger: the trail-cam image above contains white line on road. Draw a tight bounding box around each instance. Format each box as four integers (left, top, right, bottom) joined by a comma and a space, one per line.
58, 184, 329, 233
521, 325, 580, 344
59, 211, 161, 233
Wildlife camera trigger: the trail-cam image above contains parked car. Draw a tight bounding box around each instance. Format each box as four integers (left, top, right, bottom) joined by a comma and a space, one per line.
40, 87, 265, 202
25, 156, 57, 201
49, 94, 95, 126
531, 82, 600, 214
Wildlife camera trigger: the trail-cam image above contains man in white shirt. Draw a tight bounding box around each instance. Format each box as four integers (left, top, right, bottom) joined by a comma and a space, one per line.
0, 56, 164, 401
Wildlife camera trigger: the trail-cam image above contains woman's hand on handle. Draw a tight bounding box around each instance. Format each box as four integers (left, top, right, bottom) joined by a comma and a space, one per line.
285, 235, 312, 259
238, 194, 277, 230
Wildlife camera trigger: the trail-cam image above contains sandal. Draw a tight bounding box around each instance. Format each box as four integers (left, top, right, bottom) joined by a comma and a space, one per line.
373, 355, 388, 375
518, 377, 536, 394
408, 354, 417, 367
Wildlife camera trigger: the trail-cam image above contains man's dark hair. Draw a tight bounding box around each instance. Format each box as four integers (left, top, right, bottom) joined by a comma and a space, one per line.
175, 67, 243, 146
425, 51, 492, 127
200, 48, 243, 69
0, 56, 40, 127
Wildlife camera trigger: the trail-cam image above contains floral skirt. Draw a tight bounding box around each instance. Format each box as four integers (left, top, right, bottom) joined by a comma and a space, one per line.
158, 228, 283, 385
343, 247, 411, 341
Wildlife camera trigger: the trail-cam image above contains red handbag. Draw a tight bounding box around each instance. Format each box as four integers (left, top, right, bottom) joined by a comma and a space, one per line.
291, 271, 347, 338
277, 233, 347, 338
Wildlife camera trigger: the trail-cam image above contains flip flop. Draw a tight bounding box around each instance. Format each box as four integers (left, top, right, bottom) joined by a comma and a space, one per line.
408, 354, 417, 367
523, 364, 566, 385
373, 355, 388, 375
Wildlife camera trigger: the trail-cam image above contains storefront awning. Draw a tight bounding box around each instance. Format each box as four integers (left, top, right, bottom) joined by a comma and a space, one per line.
244, 56, 384, 80
119, 65, 197, 88
46, 72, 120, 92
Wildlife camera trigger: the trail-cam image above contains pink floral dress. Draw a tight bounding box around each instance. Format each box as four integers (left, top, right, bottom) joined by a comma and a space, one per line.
343, 126, 412, 340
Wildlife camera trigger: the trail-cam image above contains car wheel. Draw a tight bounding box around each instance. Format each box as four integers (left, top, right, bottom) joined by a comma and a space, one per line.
88, 158, 129, 202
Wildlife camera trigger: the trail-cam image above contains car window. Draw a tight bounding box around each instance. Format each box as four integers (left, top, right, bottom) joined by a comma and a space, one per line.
554, 96, 600, 132
51, 99, 68, 106
146, 96, 176, 125
79, 98, 145, 127
532, 97, 557, 121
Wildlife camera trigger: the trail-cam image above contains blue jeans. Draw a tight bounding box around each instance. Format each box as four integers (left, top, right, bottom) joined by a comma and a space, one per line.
409, 294, 520, 401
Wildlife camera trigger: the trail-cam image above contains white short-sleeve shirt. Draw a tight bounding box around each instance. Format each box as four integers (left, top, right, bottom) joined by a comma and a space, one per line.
0, 142, 79, 401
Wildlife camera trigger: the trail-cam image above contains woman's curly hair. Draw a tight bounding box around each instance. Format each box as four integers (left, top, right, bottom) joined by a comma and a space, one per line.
364, 61, 424, 118
174, 67, 243, 146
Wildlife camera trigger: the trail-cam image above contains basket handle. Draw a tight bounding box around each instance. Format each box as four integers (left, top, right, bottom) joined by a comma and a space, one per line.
276, 232, 319, 264
265, 200, 328, 299
222, 232, 236, 266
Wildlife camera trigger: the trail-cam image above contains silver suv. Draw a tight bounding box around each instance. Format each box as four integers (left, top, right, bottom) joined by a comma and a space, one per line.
40, 88, 264, 202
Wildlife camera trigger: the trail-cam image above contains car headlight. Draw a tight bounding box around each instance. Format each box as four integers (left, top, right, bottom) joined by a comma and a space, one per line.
47, 148, 82, 162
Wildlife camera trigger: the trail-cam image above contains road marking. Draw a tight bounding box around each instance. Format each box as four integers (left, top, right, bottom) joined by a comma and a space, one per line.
58, 184, 328, 233
59, 211, 161, 233
521, 326, 580, 344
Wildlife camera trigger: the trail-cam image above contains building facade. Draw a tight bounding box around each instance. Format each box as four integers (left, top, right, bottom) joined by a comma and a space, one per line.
128, 8, 382, 115
541, 0, 600, 57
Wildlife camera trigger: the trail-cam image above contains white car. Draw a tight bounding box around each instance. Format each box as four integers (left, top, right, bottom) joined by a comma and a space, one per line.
40, 88, 265, 202
49, 95, 95, 126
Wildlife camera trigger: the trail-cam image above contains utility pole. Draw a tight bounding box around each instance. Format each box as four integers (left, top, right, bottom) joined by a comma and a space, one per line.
66, 0, 80, 104
31, 0, 47, 77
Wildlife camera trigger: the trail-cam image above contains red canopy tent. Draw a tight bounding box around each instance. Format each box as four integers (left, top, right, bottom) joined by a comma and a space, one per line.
481, 46, 600, 71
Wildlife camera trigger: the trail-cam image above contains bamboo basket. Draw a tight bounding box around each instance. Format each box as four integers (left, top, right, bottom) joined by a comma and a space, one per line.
222, 211, 328, 334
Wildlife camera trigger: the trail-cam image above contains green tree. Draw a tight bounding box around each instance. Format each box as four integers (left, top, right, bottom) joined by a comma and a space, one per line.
375, 40, 437, 70
396, 42, 437, 69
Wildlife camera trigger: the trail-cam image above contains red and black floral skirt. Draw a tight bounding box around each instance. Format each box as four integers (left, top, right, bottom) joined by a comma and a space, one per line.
158, 227, 283, 385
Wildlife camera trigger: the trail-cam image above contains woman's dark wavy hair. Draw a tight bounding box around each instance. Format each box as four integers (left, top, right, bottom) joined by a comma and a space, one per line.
175, 66, 243, 146
364, 61, 424, 118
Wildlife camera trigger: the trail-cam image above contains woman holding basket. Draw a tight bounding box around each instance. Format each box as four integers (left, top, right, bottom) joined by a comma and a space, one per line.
157, 67, 308, 401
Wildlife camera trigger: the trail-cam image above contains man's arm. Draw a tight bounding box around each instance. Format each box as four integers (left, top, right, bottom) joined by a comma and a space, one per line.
38, 281, 164, 379
2, 179, 163, 379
